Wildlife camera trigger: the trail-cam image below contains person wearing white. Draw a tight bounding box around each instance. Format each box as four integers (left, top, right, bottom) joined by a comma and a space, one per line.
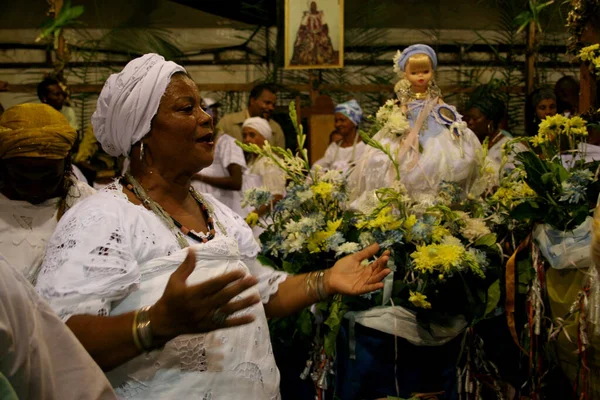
241, 117, 286, 216
0, 257, 116, 400
313, 99, 366, 173
35, 53, 390, 399
192, 133, 247, 216
0, 104, 95, 283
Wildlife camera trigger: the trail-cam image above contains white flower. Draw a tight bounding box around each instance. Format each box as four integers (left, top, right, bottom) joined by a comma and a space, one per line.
376, 104, 393, 121
282, 232, 305, 254
320, 169, 345, 184
384, 110, 410, 136
359, 231, 376, 246
462, 218, 491, 241
335, 242, 361, 256
296, 189, 313, 203
441, 235, 464, 247
393, 50, 403, 75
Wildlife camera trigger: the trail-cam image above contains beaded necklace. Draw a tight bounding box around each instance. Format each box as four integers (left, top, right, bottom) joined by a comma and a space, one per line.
123, 172, 227, 249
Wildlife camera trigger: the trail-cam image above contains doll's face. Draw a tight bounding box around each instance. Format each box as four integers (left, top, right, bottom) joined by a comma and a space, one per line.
405, 59, 433, 92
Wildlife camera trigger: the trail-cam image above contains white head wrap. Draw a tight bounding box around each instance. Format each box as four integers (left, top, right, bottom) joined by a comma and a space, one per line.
91, 53, 186, 157
242, 117, 273, 142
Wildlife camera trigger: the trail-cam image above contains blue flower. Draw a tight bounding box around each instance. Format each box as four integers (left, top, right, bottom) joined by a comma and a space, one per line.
411, 221, 432, 241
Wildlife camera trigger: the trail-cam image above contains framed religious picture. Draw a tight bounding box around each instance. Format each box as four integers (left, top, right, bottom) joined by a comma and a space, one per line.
284, 0, 344, 70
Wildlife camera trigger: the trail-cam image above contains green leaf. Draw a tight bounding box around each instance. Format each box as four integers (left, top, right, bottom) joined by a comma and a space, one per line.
323, 298, 349, 356
509, 201, 540, 221
282, 260, 302, 274
256, 254, 278, 269
474, 233, 498, 248
297, 309, 313, 336
484, 280, 501, 316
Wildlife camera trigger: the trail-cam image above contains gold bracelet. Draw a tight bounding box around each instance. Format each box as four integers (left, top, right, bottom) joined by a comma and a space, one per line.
136, 306, 153, 350
315, 271, 328, 301
132, 309, 144, 352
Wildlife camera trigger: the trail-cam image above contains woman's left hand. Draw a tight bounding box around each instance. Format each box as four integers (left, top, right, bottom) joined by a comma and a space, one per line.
325, 243, 391, 296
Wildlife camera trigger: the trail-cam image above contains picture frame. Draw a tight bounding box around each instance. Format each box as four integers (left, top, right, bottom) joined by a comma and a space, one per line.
284, 0, 344, 70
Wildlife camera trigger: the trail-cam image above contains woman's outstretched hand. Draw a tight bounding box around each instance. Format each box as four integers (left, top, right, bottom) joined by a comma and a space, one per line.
325, 243, 391, 296
150, 249, 260, 341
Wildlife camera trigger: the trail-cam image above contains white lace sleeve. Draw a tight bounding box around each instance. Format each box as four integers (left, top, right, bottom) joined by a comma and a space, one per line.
242, 257, 289, 303
36, 195, 140, 321
203, 193, 289, 302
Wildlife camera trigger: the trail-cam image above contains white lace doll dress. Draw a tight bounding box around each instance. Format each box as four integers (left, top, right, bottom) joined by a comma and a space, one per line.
35, 181, 288, 399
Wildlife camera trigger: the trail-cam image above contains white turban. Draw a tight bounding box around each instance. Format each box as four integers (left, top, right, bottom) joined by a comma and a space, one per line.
91, 53, 186, 157
242, 117, 272, 142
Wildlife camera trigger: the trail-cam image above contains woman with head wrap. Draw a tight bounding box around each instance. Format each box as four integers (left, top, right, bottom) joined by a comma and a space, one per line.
0, 104, 95, 283
464, 88, 527, 172
349, 44, 482, 203
313, 99, 366, 173
526, 87, 557, 136
241, 116, 286, 217
35, 53, 391, 399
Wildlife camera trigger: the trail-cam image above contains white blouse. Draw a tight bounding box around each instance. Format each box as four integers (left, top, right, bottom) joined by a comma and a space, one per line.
313, 141, 366, 173
246, 156, 286, 197
0, 179, 95, 283
193, 134, 247, 216
0, 258, 116, 400
35, 181, 287, 399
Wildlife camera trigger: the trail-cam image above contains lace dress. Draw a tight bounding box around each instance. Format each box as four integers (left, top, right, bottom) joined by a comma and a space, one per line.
35, 181, 288, 399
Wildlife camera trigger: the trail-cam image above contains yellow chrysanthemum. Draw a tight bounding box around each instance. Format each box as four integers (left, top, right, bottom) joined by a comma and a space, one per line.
565, 116, 588, 136
403, 214, 418, 230
431, 225, 451, 243
306, 219, 342, 253
356, 206, 401, 232
245, 212, 259, 227
409, 290, 432, 309
436, 244, 465, 272
311, 181, 334, 200
529, 134, 547, 147
411, 243, 465, 273
538, 114, 568, 140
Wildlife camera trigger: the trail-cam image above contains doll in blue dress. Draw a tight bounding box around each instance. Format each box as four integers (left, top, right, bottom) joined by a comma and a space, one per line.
350, 44, 483, 204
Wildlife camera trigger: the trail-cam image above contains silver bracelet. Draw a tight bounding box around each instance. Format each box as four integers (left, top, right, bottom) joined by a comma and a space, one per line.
136, 306, 153, 351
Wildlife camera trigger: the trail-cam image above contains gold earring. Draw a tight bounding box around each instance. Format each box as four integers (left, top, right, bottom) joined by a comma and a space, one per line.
140, 142, 144, 161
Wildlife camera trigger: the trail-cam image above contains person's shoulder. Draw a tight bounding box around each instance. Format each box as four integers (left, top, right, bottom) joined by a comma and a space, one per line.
268, 119, 283, 131
62, 181, 130, 219
220, 109, 246, 124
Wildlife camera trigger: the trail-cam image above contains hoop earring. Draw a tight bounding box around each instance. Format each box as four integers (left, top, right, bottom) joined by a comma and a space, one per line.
140, 142, 144, 162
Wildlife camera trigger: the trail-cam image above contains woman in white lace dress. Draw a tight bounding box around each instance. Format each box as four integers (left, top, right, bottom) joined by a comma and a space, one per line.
35, 54, 391, 399
0, 104, 95, 283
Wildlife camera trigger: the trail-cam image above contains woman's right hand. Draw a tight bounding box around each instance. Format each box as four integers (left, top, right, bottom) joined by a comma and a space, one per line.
150, 249, 260, 342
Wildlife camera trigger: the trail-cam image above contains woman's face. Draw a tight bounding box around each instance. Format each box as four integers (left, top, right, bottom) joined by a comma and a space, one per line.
405, 61, 433, 92
535, 98, 557, 121
334, 113, 356, 138
464, 107, 491, 142
144, 74, 214, 175
242, 127, 266, 148
1, 157, 66, 204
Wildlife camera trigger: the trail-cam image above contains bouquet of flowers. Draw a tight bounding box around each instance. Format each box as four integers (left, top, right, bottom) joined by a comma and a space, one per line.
238, 103, 362, 394
349, 180, 502, 322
